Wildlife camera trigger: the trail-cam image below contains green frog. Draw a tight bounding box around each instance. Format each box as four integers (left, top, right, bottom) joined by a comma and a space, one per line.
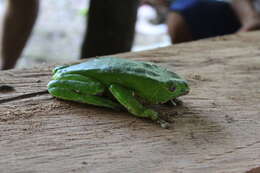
47, 57, 189, 128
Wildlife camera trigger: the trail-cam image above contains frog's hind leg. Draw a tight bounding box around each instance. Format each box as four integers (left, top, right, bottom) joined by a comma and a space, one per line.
47, 74, 122, 110
108, 84, 169, 128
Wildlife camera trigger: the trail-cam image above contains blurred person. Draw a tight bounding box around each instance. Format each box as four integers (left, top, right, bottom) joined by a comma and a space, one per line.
0, 0, 139, 70
167, 0, 260, 43
81, 0, 138, 58
0, 0, 39, 70
3, 0, 259, 70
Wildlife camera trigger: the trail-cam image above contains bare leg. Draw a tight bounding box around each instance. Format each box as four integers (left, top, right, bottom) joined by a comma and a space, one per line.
231, 0, 260, 32
1, 0, 39, 70
167, 12, 193, 44
80, 0, 138, 59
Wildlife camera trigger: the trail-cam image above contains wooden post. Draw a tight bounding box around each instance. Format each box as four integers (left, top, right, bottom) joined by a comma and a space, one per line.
81, 0, 139, 58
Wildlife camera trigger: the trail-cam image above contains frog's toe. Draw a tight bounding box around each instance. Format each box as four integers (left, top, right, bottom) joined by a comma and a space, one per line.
164, 98, 183, 106
156, 119, 170, 129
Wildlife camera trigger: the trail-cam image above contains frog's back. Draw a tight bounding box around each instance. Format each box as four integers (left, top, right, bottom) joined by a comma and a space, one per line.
58, 57, 182, 83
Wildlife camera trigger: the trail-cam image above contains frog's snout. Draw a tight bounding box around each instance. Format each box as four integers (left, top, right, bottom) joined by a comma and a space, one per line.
182, 89, 189, 95
181, 82, 190, 95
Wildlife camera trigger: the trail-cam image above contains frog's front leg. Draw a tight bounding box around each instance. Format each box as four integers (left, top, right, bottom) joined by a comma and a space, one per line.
165, 98, 183, 106
109, 84, 169, 128
47, 74, 122, 110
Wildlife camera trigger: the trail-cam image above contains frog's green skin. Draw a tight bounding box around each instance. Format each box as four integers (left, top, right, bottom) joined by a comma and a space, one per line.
47, 57, 189, 128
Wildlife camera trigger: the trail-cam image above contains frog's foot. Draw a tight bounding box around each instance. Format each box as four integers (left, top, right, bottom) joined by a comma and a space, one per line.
47, 74, 122, 110
109, 84, 170, 128
164, 98, 183, 106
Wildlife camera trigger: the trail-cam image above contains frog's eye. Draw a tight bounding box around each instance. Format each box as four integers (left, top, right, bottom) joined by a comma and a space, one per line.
169, 86, 176, 92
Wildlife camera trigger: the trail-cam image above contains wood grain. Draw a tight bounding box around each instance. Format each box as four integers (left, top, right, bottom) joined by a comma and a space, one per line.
1, 32, 260, 173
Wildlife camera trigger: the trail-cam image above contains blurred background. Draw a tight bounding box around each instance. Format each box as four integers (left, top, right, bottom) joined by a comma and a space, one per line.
0, 0, 171, 68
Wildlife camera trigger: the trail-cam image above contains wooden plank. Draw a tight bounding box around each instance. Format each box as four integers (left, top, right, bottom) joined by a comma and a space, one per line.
1, 31, 260, 173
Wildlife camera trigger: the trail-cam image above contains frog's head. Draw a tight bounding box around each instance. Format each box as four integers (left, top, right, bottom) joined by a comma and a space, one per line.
147, 79, 189, 104
166, 79, 190, 99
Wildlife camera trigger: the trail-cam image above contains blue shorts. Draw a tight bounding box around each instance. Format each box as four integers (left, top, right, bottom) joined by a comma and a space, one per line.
170, 0, 241, 40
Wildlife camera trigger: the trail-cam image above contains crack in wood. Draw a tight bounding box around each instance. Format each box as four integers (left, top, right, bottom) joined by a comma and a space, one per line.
0, 90, 49, 104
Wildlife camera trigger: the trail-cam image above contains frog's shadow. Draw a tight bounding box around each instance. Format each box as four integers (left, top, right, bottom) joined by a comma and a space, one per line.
61, 98, 223, 136
58, 98, 230, 149
149, 103, 201, 127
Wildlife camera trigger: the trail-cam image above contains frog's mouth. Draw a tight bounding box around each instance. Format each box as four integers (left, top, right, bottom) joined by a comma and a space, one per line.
181, 88, 189, 96
183, 87, 190, 96
174, 82, 190, 97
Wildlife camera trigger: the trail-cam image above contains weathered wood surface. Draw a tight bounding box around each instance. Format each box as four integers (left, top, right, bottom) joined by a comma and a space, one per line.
1, 32, 260, 173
